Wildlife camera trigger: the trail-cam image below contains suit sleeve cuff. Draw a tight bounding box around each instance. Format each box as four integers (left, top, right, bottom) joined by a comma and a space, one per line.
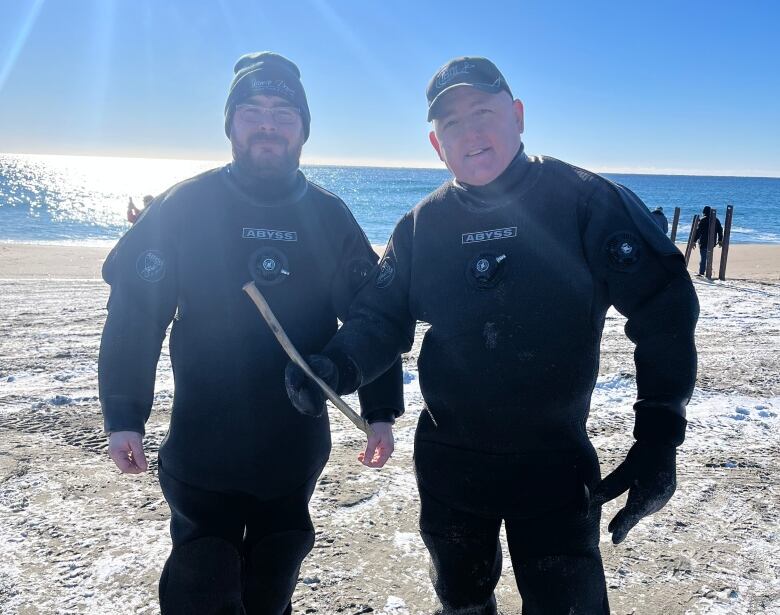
101, 395, 148, 435
633, 406, 687, 446
322, 348, 362, 395
362, 408, 399, 424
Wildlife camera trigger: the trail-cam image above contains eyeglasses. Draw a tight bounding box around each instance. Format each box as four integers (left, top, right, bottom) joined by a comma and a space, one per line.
235, 104, 301, 125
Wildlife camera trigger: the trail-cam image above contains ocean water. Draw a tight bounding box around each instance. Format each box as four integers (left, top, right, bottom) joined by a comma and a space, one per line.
1, 153, 778, 245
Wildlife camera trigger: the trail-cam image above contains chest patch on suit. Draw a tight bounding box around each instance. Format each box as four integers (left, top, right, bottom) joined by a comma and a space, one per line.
249, 247, 290, 286
605, 232, 642, 271
376, 257, 396, 288
135, 250, 166, 283
462, 226, 517, 244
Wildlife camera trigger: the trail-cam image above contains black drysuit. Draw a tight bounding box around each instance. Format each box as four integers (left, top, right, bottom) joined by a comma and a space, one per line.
324, 150, 699, 614
99, 165, 403, 614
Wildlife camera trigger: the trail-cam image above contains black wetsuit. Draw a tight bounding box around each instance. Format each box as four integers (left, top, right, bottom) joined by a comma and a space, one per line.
324, 148, 699, 614
99, 164, 403, 614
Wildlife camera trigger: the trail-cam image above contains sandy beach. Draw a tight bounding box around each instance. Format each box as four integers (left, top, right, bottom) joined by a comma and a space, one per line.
1, 242, 778, 614
0, 241, 777, 281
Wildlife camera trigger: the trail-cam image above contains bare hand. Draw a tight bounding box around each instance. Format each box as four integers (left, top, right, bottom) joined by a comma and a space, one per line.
108, 431, 148, 474
358, 422, 394, 468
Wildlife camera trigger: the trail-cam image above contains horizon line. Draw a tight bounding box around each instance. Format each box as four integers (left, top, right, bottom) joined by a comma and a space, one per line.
2, 150, 779, 180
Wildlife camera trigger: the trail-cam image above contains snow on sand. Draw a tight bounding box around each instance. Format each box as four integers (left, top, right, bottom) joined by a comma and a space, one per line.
1, 276, 778, 614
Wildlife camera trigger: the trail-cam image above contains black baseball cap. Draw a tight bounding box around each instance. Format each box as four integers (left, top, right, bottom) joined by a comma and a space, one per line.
426, 56, 513, 121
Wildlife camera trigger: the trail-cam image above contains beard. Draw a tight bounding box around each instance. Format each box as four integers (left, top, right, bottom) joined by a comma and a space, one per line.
231, 132, 303, 181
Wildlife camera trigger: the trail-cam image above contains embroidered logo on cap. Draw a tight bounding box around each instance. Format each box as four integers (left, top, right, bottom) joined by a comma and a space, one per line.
250, 79, 295, 98
435, 61, 476, 89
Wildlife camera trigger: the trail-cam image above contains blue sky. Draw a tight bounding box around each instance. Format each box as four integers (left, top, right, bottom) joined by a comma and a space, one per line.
0, 0, 778, 176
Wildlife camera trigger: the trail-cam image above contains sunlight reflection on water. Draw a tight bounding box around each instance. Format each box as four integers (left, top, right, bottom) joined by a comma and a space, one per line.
1, 153, 778, 245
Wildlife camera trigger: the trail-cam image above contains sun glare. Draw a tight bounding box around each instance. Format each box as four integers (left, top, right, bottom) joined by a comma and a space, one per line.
0, 0, 46, 94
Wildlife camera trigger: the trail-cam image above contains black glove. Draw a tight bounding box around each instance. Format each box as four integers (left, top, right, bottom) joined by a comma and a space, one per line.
284, 355, 339, 418
591, 441, 676, 544
592, 406, 685, 544
284, 352, 361, 418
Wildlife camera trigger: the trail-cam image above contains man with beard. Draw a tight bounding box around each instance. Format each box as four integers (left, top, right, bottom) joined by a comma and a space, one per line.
286, 57, 699, 614
99, 52, 403, 615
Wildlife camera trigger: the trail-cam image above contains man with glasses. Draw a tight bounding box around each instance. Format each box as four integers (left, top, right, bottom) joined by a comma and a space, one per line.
287, 56, 699, 613
99, 52, 402, 614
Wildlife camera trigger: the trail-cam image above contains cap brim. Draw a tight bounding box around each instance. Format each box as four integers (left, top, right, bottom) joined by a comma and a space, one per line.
427, 82, 503, 121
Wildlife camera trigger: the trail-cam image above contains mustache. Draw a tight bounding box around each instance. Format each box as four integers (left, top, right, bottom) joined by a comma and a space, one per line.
249, 134, 287, 146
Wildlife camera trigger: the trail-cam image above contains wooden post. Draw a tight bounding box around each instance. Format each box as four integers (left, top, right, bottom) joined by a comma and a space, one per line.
684, 214, 699, 266
705, 208, 717, 279
718, 205, 734, 281
670, 207, 681, 242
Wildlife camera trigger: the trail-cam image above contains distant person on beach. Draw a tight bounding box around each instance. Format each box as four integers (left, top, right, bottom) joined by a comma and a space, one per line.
651, 206, 669, 234
286, 56, 699, 614
126, 194, 154, 224
694, 205, 724, 275
99, 52, 402, 614
126, 197, 141, 224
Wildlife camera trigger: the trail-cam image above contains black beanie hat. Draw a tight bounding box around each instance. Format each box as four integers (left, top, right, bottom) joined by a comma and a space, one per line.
224, 52, 311, 141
